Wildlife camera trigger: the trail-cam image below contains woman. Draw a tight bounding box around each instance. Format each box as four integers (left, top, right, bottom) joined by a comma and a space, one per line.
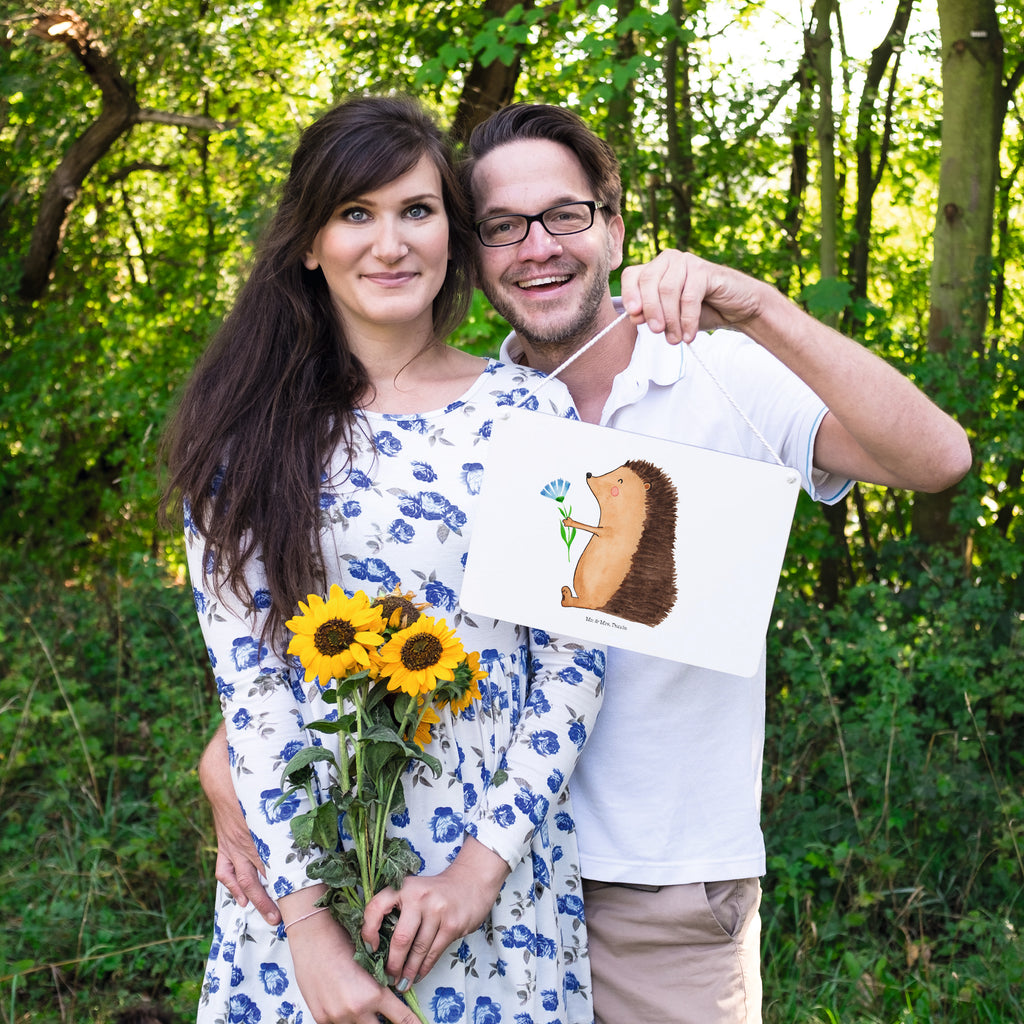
162, 96, 605, 1024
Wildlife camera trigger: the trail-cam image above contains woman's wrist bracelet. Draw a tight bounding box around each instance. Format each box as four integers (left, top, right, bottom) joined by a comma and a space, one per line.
283, 906, 329, 931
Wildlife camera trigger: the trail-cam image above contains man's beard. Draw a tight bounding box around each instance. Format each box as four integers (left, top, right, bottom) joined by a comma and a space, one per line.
481, 261, 611, 355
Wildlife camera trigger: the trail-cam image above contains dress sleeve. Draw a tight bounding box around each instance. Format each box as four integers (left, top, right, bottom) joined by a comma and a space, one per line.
465, 630, 605, 870
185, 509, 326, 898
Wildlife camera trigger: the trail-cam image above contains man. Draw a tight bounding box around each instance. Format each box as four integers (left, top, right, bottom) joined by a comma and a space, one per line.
201, 104, 971, 1023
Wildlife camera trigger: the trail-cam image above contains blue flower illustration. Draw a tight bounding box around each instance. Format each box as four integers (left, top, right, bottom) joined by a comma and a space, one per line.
540, 478, 577, 560
472, 995, 502, 1024
430, 806, 463, 843
374, 430, 403, 456
388, 519, 415, 544
431, 987, 466, 1023
461, 462, 485, 495
528, 729, 561, 756
259, 962, 289, 996
227, 993, 261, 1023
260, 787, 299, 824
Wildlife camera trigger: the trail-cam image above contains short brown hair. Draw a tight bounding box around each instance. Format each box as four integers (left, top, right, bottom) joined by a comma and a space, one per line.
463, 104, 622, 217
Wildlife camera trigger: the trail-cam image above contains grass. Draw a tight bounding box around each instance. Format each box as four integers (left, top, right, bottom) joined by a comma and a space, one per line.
1, 547, 1021, 1023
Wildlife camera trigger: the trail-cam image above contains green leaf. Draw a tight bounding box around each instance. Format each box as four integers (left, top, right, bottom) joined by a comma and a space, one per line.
281, 745, 337, 788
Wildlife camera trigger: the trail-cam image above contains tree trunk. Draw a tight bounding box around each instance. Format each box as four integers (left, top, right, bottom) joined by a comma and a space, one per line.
450, 0, 535, 144
914, 0, 1003, 545
19, 10, 139, 300
664, 0, 693, 249
806, 0, 838, 290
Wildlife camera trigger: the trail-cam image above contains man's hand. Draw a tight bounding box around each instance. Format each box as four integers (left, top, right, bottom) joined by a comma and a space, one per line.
361, 836, 510, 991
199, 723, 282, 926
620, 249, 763, 344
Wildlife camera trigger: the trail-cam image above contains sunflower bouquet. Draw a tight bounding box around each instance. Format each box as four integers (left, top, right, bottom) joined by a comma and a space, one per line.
278, 583, 484, 1019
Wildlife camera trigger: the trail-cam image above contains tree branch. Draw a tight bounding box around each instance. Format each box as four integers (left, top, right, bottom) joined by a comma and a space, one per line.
18, 8, 236, 301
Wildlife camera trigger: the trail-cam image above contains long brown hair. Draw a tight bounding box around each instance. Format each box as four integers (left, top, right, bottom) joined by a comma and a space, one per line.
161, 95, 474, 647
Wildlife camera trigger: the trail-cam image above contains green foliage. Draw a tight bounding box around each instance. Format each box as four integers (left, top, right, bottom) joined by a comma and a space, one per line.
762, 538, 1024, 1023
0, 553, 216, 1021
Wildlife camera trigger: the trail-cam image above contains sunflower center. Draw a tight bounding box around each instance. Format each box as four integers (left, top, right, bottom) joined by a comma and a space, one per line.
376, 595, 422, 629
400, 633, 444, 671
314, 618, 357, 655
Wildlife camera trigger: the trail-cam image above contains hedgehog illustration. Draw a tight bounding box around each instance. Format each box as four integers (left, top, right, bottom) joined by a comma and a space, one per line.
560, 459, 678, 627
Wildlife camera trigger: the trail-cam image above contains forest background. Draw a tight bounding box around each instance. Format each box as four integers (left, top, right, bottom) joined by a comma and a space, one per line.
1, 0, 1021, 1021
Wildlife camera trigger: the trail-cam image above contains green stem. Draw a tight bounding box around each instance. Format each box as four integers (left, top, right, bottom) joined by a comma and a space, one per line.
351, 683, 374, 903
401, 985, 430, 1024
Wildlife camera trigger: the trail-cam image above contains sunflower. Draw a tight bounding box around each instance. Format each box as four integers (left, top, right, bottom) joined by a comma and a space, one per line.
407, 701, 441, 749
372, 585, 428, 630
377, 615, 465, 697
285, 584, 386, 683
448, 650, 486, 716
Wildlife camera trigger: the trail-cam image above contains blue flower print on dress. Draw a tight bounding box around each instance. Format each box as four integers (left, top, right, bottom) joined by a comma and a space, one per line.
461, 463, 485, 495
348, 468, 374, 489
528, 730, 561, 757
541, 988, 559, 1011
558, 666, 583, 686
430, 806, 463, 844
568, 721, 587, 750
190, 361, 601, 1024
279, 739, 304, 762
231, 636, 265, 672
557, 893, 585, 923
531, 851, 551, 890
260, 788, 299, 824
515, 790, 549, 825
573, 647, 606, 675
564, 970, 582, 993
394, 414, 430, 434
253, 589, 272, 611
472, 995, 502, 1024
347, 557, 400, 592
259, 962, 289, 997
374, 431, 403, 456
193, 587, 208, 614
232, 708, 251, 730
252, 834, 271, 865
389, 520, 416, 544
492, 804, 517, 829
501, 924, 535, 952
230, 965, 244, 986
424, 579, 458, 612
526, 689, 551, 715
431, 987, 466, 1023
554, 810, 574, 833
227, 993, 261, 1023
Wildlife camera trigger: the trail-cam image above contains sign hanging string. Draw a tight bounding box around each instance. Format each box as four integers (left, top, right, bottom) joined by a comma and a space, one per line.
519, 310, 787, 467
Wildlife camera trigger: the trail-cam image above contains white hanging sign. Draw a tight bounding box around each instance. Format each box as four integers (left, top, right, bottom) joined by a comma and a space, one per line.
461, 408, 801, 677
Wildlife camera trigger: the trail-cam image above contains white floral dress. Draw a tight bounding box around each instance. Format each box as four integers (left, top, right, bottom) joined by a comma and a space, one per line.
189, 360, 605, 1024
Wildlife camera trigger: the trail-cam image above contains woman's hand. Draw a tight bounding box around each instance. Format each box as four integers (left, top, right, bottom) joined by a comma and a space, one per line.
281, 891, 422, 1024
361, 836, 511, 991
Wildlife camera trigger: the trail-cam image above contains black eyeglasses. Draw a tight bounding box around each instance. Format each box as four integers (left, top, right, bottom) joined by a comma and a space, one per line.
474, 200, 608, 247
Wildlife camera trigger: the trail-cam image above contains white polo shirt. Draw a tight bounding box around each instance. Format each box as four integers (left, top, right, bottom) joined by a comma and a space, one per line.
500, 308, 851, 884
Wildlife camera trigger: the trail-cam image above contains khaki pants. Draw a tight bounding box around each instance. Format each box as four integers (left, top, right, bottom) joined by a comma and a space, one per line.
582, 878, 762, 1024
